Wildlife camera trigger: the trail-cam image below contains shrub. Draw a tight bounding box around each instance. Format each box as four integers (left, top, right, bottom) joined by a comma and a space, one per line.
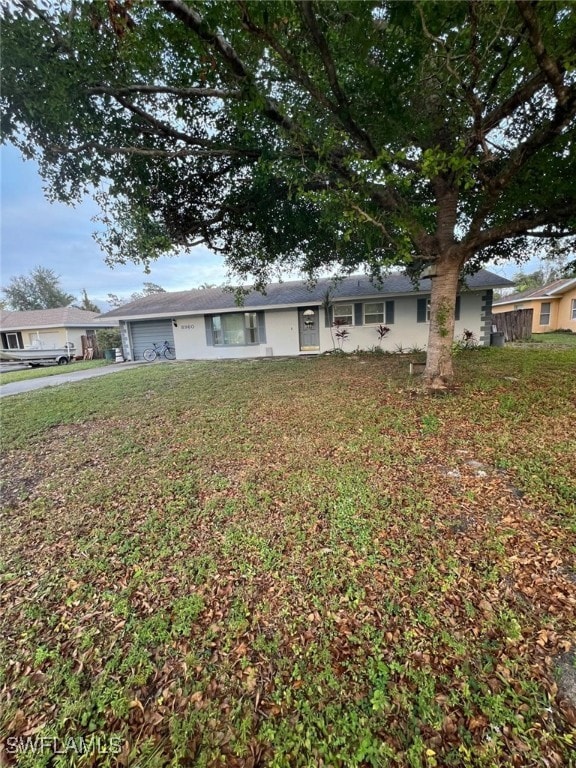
96, 328, 122, 350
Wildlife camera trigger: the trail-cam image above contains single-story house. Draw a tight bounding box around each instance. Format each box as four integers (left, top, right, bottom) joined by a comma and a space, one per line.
492, 277, 576, 334
98, 269, 511, 361
0, 307, 117, 356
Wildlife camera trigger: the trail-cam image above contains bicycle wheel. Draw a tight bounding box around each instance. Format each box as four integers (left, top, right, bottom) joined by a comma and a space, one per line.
143, 348, 157, 362
164, 346, 176, 360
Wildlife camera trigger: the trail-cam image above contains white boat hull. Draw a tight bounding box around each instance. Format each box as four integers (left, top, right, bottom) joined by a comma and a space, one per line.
0, 348, 73, 365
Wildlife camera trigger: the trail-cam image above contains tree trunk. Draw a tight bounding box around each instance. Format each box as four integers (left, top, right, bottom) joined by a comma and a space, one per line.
423, 254, 463, 391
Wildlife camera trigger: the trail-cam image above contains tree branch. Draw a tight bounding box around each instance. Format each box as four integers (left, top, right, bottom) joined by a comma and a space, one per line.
87, 84, 241, 99
157, 0, 298, 136
476, 70, 548, 142
16, 0, 74, 54
47, 142, 261, 158
467, 90, 576, 237
349, 204, 394, 243
472, 206, 576, 250
297, 1, 377, 158
114, 93, 214, 148
236, 1, 336, 112
156, 0, 416, 224
516, 0, 571, 107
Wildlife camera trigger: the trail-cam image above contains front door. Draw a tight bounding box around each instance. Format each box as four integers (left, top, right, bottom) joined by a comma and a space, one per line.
298, 308, 320, 351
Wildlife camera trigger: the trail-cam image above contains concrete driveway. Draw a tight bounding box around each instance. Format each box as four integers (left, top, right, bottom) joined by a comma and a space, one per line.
0, 362, 145, 398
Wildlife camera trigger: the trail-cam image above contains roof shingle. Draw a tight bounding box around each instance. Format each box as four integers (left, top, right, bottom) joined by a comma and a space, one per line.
100, 269, 512, 320
492, 277, 576, 306
0, 307, 105, 330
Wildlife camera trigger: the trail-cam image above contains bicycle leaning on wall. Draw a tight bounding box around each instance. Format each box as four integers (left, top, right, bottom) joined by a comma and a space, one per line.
142, 340, 176, 362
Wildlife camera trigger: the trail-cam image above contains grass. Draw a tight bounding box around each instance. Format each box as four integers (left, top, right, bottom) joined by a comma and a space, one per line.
1, 348, 575, 767
0, 359, 109, 385
530, 331, 576, 346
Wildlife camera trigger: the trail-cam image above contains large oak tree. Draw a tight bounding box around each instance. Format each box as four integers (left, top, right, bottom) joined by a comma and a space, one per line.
2, 1, 575, 387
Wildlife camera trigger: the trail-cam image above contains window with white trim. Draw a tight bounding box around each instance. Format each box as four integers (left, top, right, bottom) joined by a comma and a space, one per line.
426, 300, 431, 322
212, 312, 259, 345
333, 304, 353, 325
364, 302, 384, 325
571, 299, 576, 321
5, 333, 20, 349
539, 302, 551, 325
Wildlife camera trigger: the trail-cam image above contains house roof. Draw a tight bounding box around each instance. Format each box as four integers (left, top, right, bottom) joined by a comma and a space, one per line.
0, 306, 110, 331
99, 269, 512, 320
492, 277, 576, 306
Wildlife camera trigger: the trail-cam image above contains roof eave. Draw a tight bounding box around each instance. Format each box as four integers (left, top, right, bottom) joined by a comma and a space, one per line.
545, 277, 576, 296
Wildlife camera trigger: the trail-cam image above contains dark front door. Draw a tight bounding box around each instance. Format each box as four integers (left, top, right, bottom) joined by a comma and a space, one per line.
298, 308, 320, 351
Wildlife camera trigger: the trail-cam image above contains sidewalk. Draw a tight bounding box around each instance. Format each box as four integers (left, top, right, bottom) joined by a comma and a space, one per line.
0, 362, 145, 398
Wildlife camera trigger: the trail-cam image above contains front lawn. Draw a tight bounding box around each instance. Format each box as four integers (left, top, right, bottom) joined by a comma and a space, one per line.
530, 331, 576, 347
1, 349, 575, 767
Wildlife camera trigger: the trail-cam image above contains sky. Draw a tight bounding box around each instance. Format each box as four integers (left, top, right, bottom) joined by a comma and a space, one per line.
1, 142, 535, 312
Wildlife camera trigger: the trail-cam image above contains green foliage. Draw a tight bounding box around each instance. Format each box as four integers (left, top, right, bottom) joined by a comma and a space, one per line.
76, 289, 100, 313
95, 327, 121, 350
1, 2, 575, 278
1, 266, 75, 310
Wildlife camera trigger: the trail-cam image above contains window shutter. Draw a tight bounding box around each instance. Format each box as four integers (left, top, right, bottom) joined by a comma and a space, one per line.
455, 296, 461, 321
204, 316, 214, 346
385, 300, 395, 325
324, 305, 333, 328
417, 298, 428, 323
354, 303, 363, 326
257, 312, 266, 343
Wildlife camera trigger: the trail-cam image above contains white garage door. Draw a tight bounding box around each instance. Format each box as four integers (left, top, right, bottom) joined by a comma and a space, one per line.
129, 320, 175, 360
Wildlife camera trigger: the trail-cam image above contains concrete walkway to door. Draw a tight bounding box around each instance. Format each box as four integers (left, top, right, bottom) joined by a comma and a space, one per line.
0, 361, 146, 398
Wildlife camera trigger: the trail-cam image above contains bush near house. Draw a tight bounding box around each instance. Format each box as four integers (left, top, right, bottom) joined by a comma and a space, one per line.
95, 328, 122, 355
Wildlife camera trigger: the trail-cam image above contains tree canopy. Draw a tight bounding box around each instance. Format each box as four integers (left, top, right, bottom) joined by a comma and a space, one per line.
1, 266, 75, 311
2, 1, 575, 385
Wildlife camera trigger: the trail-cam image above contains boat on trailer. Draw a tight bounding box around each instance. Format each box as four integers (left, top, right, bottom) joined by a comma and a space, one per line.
0, 342, 74, 367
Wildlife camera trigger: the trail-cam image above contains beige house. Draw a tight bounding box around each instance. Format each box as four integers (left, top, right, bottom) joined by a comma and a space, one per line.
0, 307, 114, 357
492, 278, 576, 334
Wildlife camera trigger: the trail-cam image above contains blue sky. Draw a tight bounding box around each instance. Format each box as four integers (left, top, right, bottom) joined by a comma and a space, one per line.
1, 142, 528, 311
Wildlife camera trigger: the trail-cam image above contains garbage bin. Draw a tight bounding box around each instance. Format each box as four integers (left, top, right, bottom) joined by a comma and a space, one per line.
490, 332, 505, 348
104, 348, 116, 361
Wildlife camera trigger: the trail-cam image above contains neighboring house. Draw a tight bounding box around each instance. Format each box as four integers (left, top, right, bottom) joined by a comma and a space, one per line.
492, 277, 576, 334
98, 270, 511, 361
0, 307, 116, 356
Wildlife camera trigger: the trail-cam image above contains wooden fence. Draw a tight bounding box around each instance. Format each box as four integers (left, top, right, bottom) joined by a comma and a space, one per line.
491, 309, 533, 341
80, 334, 101, 360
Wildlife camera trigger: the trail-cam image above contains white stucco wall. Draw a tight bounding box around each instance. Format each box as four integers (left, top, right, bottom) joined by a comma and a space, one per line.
319, 293, 485, 353
172, 311, 303, 359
